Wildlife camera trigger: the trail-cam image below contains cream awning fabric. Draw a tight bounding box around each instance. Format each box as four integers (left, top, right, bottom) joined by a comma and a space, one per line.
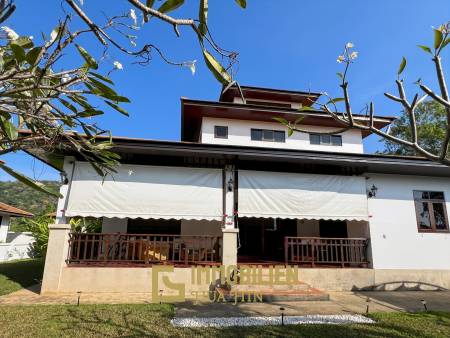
66, 162, 223, 220
238, 170, 368, 221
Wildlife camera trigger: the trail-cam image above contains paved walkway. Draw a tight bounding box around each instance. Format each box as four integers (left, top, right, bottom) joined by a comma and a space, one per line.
1, 285, 450, 316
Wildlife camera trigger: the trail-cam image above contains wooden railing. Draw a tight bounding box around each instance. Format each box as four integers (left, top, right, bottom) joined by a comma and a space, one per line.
284, 237, 369, 267
67, 233, 222, 266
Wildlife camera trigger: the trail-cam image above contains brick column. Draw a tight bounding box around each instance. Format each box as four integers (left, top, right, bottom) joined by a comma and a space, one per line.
41, 224, 71, 294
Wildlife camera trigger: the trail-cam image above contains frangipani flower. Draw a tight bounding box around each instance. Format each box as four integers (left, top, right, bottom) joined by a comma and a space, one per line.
350, 51, 358, 59
113, 61, 123, 70
1, 26, 19, 41
346, 42, 354, 49
337, 55, 345, 63
129, 9, 138, 27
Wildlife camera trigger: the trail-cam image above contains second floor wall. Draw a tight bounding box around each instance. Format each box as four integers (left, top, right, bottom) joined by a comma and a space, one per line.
200, 117, 364, 153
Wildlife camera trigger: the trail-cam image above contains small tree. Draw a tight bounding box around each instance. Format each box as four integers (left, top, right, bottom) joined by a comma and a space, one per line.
278, 22, 450, 166
0, 0, 247, 194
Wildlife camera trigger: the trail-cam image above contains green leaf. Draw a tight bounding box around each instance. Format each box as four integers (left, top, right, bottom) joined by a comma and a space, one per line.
158, 0, 184, 14
202, 49, 231, 85
336, 72, 344, 80
0, 163, 61, 197
234, 0, 247, 8
417, 45, 432, 54
14, 36, 34, 49
104, 100, 129, 116
288, 127, 293, 137
78, 109, 104, 118
199, 0, 208, 37
88, 72, 114, 85
10, 43, 25, 62
272, 117, 289, 125
397, 57, 406, 76
441, 37, 450, 50
434, 29, 444, 49
58, 98, 78, 113
294, 116, 305, 124
26, 47, 42, 66
0, 116, 18, 140
88, 77, 118, 97
325, 97, 345, 105
298, 106, 313, 111
75, 44, 98, 70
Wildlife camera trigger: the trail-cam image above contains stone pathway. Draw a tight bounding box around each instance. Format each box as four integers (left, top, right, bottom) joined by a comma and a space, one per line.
1, 285, 450, 317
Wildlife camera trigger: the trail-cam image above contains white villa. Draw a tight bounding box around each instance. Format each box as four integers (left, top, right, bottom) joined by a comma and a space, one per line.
32, 85, 450, 295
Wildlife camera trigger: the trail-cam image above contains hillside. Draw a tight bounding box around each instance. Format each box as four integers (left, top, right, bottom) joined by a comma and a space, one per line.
0, 180, 60, 216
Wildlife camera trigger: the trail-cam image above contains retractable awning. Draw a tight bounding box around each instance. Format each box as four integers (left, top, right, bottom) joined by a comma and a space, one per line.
66, 162, 223, 220
238, 170, 368, 221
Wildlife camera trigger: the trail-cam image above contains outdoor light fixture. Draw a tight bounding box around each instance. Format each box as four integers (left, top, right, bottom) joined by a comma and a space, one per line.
60, 171, 68, 185
280, 307, 285, 326
421, 299, 428, 311
366, 297, 371, 314
368, 184, 378, 198
227, 177, 234, 192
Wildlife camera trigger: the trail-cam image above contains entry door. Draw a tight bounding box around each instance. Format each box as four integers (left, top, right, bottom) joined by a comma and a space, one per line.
319, 220, 348, 238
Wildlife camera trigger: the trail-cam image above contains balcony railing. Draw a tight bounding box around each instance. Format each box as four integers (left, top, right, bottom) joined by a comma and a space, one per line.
67, 233, 222, 266
284, 237, 369, 267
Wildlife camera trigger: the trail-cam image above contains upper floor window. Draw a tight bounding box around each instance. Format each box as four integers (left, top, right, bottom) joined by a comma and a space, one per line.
251, 129, 285, 143
413, 190, 449, 232
214, 126, 228, 139
310, 133, 342, 146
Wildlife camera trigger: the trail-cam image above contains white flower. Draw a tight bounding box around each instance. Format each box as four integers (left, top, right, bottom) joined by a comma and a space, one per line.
183, 60, 196, 75
29, 35, 34, 40
350, 51, 359, 60
61, 73, 71, 83
79, 0, 84, 6
346, 42, 354, 49
1, 26, 19, 40
113, 61, 123, 70
130, 40, 136, 47
336, 55, 345, 63
129, 9, 138, 27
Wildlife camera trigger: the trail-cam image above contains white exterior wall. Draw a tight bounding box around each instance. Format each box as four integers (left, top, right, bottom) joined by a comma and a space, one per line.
0, 214, 11, 243
201, 117, 364, 153
367, 173, 450, 270
0, 232, 34, 262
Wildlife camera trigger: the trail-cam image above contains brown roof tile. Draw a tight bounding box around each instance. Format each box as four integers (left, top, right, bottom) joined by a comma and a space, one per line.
0, 202, 34, 217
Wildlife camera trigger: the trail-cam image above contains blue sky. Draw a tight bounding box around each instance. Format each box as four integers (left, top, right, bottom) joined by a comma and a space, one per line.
1, 0, 449, 181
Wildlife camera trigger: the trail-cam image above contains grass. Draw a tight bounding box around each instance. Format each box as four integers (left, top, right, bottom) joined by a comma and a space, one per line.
0, 305, 449, 337
0, 259, 44, 296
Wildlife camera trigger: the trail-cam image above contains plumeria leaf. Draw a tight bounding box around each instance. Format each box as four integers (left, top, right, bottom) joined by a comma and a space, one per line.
14, 36, 33, 49
417, 45, 432, 54
441, 37, 450, 50
202, 49, 231, 85
336, 72, 344, 80
75, 44, 98, 70
58, 98, 78, 113
158, 0, 184, 14
288, 127, 294, 137
88, 72, 114, 85
434, 29, 444, 49
0, 116, 18, 140
47, 25, 62, 46
0, 163, 61, 197
104, 100, 129, 116
10, 43, 25, 62
199, 0, 208, 37
234, 0, 247, 8
294, 116, 305, 124
26, 47, 42, 66
397, 57, 407, 75
326, 97, 345, 105
78, 109, 104, 118
272, 117, 289, 125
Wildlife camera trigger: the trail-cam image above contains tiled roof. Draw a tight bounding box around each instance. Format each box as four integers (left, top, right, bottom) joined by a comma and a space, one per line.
0, 202, 33, 217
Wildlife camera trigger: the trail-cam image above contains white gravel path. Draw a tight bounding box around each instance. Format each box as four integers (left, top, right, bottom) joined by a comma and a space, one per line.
171, 314, 375, 327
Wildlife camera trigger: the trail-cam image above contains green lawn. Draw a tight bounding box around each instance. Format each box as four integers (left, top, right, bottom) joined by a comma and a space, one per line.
0, 259, 44, 296
0, 305, 448, 337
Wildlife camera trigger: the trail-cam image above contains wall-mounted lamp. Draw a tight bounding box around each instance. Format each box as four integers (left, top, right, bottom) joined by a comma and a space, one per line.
227, 177, 234, 192
368, 184, 378, 198
60, 171, 68, 185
